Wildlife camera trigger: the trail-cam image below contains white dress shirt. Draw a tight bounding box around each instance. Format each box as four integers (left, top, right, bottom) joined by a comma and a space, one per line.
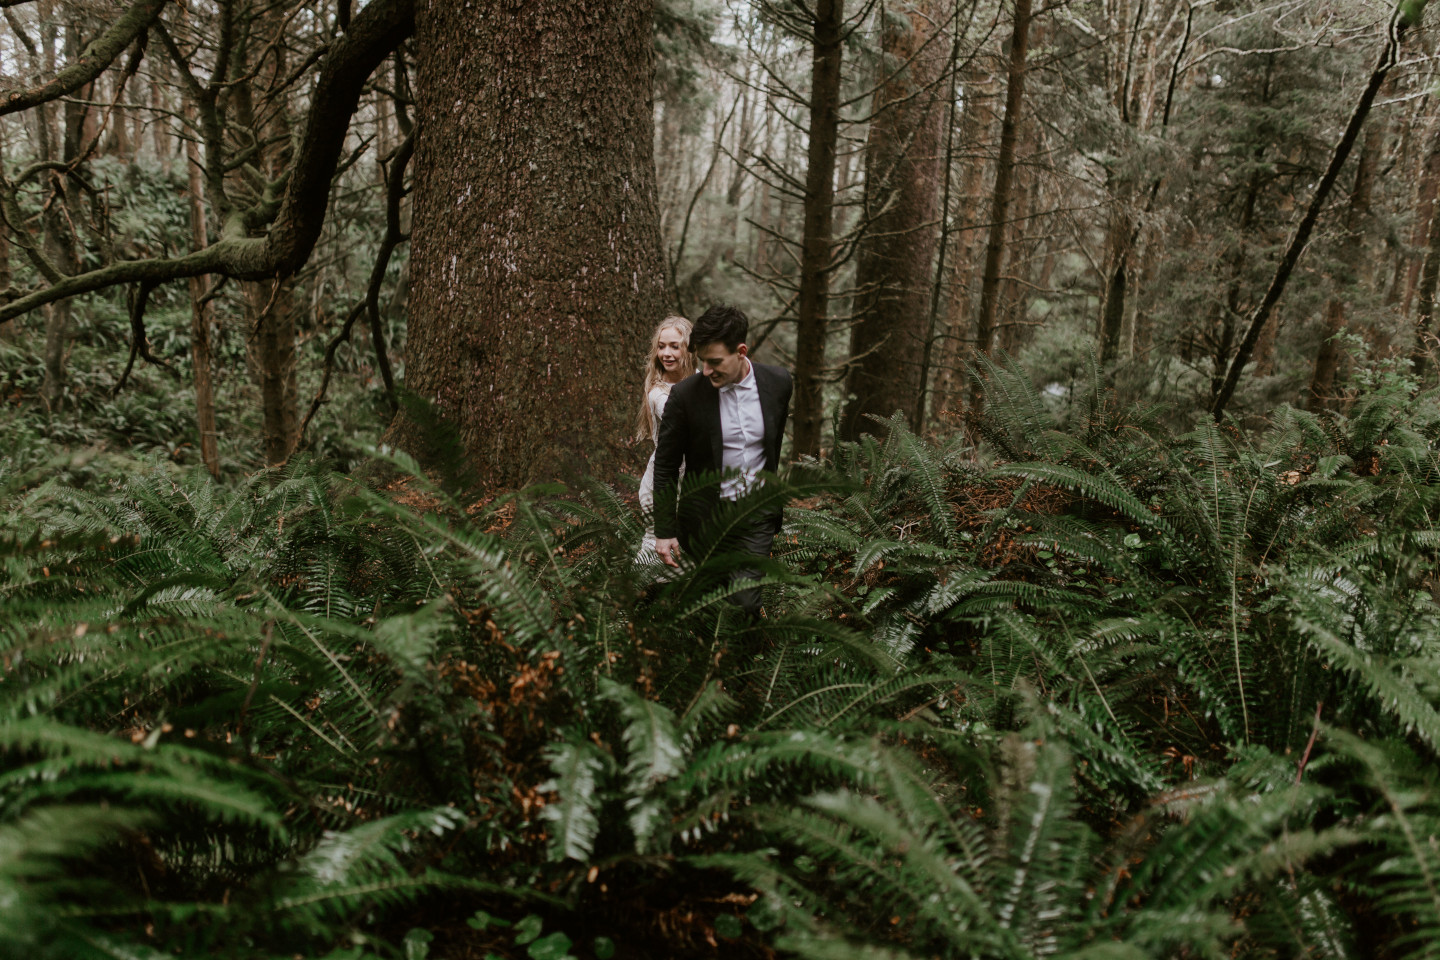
719, 359, 766, 501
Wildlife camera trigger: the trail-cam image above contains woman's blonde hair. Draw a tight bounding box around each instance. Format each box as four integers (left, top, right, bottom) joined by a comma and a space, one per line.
635, 316, 695, 441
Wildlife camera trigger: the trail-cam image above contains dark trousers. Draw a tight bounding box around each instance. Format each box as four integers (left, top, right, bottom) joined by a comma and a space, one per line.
720, 509, 782, 619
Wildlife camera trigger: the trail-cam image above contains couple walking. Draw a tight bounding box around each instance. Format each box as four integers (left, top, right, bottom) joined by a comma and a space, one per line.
635, 305, 793, 618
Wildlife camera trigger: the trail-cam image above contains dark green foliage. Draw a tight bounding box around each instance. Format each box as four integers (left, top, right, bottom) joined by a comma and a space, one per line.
4, 365, 1440, 957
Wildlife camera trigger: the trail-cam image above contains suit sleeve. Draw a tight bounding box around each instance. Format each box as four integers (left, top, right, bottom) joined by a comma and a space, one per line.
778, 368, 793, 443
652, 385, 687, 540
771, 366, 794, 469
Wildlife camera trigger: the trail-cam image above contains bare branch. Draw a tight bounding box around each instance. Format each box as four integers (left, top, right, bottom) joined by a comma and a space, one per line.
113, 280, 171, 396
1, 0, 416, 326
0, 0, 167, 117
364, 129, 415, 408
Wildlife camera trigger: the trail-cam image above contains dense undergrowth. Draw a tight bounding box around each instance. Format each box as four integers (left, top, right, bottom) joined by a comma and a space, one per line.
4, 358, 1440, 958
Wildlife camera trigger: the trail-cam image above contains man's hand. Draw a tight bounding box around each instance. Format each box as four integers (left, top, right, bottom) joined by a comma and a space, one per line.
655, 537, 681, 568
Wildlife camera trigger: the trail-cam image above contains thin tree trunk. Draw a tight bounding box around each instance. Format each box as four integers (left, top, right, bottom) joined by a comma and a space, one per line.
842, 0, 944, 441
39, 14, 80, 409
1212, 17, 1414, 421
967, 0, 1033, 422
1129, 240, 1156, 358
185, 108, 220, 478
791, 0, 845, 458
236, 7, 300, 467
1309, 122, 1382, 410
916, 10, 966, 430
997, 157, 1038, 354
930, 67, 992, 423
721, 58, 756, 264
0, 102, 12, 343
247, 279, 299, 466
150, 61, 171, 175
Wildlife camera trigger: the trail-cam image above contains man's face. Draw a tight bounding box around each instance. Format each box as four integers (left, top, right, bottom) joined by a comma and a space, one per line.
696, 341, 749, 388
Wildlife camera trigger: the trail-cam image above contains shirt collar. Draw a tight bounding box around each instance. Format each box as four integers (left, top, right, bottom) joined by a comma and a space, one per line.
720, 359, 756, 394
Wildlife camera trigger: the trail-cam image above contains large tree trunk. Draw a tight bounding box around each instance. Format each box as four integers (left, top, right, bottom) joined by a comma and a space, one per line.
791, 0, 845, 459
1403, 115, 1440, 316
966, 0, 1033, 423
393, 0, 668, 488
1412, 183, 1440, 379
841, 0, 943, 441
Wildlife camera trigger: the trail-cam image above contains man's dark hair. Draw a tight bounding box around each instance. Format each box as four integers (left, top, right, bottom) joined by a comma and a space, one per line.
690, 304, 749, 352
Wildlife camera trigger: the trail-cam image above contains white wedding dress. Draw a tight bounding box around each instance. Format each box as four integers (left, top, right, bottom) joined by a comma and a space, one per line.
637, 382, 682, 565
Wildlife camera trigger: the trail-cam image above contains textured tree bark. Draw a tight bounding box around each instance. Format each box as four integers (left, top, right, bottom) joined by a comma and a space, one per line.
915, 14, 966, 430
930, 67, 993, 424
996, 157, 1039, 355
185, 117, 220, 478
791, 0, 845, 459
1403, 118, 1440, 316
1099, 209, 1130, 365
1309, 123, 1381, 410
0, 207, 9, 300
236, 6, 300, 468
393, 0, 668, 488
39, 15, 81, 409
967, 0, 1033, 423
1412, 183, 1440, 379
1251, 300, 1280, 376
842, 0, 943, 441
246, 279, 299, 466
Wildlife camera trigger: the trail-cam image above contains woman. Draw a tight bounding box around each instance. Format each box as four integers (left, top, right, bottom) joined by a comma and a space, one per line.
636, 316, 695, 563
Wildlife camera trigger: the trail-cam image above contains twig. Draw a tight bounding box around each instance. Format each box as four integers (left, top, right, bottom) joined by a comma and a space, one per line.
1294, 701, 1323, 785
364, 128, 416, 409
295, 298, 367, 444
113, 279, 172, 396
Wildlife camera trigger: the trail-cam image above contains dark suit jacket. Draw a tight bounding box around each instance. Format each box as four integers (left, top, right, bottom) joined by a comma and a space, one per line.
651, 362, 793, 543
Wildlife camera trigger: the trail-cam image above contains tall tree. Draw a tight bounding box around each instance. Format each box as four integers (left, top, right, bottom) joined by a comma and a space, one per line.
36, 8, 84, 409
390, 0, 668, 487
184, 104, 220, 479
929, 65, 995, 425
1308, 121, 1382, 410
1211, 2, 1430, 421
966, 0, 1033, 422
233, 3, 301, 467
842, 0, 945, 441
791, 0, 846, 458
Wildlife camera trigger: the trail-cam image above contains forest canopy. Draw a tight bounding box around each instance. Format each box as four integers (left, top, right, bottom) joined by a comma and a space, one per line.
6, 1, 1440, 958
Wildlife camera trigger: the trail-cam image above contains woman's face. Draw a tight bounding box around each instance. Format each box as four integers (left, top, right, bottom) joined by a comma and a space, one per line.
656, 326, 687, 377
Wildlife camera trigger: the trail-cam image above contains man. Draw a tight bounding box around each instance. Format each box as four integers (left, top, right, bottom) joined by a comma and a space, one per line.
651, 304, 793, 618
